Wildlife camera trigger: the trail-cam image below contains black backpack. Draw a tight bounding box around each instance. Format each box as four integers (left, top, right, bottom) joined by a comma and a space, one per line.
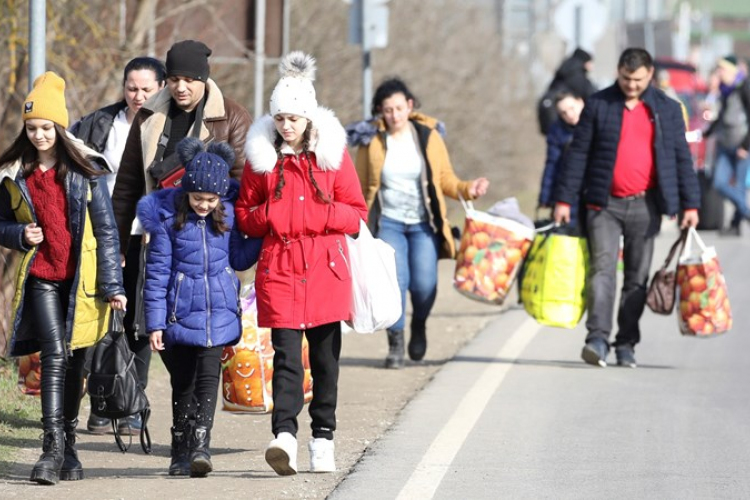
87, 311, 152, 453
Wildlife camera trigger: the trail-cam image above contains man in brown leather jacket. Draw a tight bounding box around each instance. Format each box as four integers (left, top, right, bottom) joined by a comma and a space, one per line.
109, 40, 251, 448
112, 39, 252, 249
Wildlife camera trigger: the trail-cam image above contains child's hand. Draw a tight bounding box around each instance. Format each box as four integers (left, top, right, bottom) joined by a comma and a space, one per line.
150, 330, 165, 351
24, 223, 44, 246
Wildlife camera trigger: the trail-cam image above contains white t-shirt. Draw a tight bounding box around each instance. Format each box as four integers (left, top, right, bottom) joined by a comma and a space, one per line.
103, 108, 143, 235
103, 108, 130, 194
380, 127, 427, 224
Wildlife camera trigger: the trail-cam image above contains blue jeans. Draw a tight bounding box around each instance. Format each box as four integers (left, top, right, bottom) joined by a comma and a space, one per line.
712, 145, 750, 226
585, 194, 661, 347
376, 216, 439, 331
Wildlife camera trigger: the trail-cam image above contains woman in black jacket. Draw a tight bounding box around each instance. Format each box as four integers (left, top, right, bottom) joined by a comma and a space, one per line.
0, 72, 126, 485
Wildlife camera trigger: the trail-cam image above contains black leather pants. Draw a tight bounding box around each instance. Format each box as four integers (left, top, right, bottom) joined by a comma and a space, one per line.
26, 277, 85, 428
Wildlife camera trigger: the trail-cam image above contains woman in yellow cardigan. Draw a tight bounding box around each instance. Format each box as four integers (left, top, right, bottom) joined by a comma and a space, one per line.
354, 78, 489, 369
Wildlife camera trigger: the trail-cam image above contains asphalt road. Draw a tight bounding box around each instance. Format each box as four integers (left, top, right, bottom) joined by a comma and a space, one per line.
332, 224, 750, 500
2, 224, 748, 499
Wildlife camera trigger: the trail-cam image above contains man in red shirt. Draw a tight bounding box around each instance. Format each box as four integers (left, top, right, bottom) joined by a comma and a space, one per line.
553, 48, 701, 368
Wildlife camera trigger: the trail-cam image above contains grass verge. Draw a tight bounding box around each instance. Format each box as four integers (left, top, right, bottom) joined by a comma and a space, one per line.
0, 358, 41, 478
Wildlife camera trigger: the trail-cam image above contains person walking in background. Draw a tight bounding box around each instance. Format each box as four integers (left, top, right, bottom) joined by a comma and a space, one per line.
0, 72, 126, 484
71, 56, 166, 436
538, 91, 585, 231
554, 48, 701, 369
353, 78, 489, 370
138, 138, 261, 478
703, 55, 750, 236
236, 51, 367, 476
537, 48, 597, 135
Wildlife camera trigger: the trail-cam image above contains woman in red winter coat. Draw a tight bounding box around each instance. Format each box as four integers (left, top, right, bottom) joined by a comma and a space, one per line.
235, 51, 367, 476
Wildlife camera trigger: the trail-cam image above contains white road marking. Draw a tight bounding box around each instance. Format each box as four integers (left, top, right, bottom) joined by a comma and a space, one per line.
395, 317, 542, 500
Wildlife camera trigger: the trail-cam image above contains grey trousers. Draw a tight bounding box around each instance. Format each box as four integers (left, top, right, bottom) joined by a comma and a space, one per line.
584, 193, 661, 347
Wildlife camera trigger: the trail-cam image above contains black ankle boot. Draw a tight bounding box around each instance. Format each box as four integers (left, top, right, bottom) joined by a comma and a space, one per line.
408, 318, 427, 361
30, 426, 65, 485
169, 426, 191, 476
60, 418, 83, 481
189, 426, 212, 478
385, 329, 405, 369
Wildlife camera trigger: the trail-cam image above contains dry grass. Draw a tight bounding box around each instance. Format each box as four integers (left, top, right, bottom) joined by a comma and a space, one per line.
0, 359, 41, 478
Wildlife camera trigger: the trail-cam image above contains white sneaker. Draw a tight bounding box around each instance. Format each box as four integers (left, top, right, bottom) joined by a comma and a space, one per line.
265, 432, 298, 476
309, 438, 336, 472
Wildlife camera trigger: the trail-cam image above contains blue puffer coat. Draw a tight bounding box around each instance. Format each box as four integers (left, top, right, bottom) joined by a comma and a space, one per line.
137, 182, 261, 348
554, 83, 701, 215
539, 119, 575, 207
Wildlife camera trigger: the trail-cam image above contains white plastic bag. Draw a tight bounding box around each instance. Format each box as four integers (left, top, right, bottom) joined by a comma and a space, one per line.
346, 220, 402, 333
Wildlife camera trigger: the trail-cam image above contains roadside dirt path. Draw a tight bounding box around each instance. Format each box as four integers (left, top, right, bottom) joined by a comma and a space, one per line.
0, 260, 505, 499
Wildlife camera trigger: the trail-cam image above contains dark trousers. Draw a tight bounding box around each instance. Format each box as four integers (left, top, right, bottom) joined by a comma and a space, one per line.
26, 276, 86, 427
122, 235, 151, 388
160, 344, 223, 430
271, 322, 341, 440
585, 194, 661, 347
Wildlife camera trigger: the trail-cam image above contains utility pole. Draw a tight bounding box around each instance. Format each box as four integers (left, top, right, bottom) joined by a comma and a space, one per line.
254, 0, 267, 119
360, 0, 372, 119
349, 0, 389, 119
29, 0, 46, 90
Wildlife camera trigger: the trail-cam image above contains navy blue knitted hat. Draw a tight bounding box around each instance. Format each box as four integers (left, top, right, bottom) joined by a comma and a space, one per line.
177, 137, 234, 196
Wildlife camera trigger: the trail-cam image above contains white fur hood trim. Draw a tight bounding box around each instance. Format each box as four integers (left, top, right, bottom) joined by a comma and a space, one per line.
244, 106, 347, 174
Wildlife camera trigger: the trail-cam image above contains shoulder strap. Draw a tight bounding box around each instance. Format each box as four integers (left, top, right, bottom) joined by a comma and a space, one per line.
153, 114, 173, 164
660, 229, 687, 271
190, 97, 204, 139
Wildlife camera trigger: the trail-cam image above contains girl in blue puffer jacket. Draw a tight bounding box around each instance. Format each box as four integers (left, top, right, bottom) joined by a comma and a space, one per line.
137, 137, 261, 478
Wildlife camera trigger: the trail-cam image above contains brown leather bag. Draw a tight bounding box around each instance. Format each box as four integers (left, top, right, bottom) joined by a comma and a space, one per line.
646, 231, 687, 315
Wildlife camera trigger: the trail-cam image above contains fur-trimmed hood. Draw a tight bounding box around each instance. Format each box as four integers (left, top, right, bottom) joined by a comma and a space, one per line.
243, 106, 347, 173
137, 180, 239, 234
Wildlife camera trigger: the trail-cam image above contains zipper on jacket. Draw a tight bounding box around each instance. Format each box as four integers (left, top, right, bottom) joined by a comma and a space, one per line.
198, 219, 213, 348
336, 239, 350, 273
225, 267, 241, 316
134, 243, 148, 340
170, 272, 184, 324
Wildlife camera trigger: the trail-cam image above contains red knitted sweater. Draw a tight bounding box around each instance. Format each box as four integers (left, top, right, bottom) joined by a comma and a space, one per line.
26, 167, 75, 281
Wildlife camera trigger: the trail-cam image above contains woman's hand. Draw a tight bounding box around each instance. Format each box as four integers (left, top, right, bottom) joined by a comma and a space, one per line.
150, 330, 165, 351
109, 294, 127, 311
468, 177, 490, 198
23, 223, 44, 246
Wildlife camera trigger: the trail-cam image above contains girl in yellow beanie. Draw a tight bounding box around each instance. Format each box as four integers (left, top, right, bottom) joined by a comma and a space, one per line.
0, 71, 126, 485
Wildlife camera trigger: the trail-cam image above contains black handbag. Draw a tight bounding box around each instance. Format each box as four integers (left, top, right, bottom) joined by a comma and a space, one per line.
87, 310, 152, 453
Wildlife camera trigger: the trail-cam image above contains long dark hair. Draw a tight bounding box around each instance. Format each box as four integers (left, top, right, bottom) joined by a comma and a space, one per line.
0, 123, 104, 181
173, 190, 229, 234
272, 121, 331, 204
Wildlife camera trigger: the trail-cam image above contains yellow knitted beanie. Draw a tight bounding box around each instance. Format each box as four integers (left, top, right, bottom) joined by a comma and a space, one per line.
22, 71, 69, 128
